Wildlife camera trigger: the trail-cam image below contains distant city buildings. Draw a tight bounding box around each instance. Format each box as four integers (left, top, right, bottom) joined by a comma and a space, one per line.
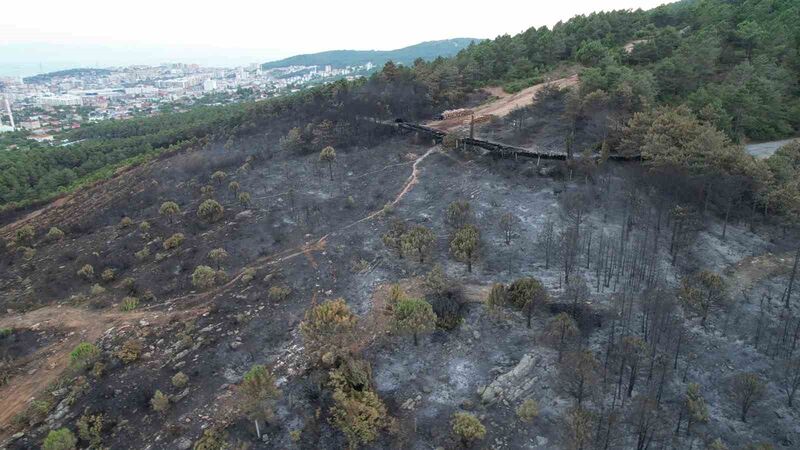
0, 60, 380, 139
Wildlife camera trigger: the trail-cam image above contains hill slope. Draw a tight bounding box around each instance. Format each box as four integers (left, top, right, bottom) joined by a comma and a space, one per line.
261, 38, 479, 69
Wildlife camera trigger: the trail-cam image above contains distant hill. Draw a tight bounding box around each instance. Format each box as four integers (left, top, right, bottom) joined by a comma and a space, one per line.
23, 68, 112, 84
261, 38, 480, 70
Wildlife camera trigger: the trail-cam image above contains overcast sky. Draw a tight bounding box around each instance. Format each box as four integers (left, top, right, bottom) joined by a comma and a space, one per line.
1, 0, 671, 75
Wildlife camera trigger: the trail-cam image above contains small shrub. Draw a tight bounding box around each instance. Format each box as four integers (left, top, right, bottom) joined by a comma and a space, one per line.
192, 265, 217, 290
77, 264, 94, 280
21, 247, 36, 261
0, 327, 12, 338
240, 267, 256, 284
120, 297, 139, 311
121, 277, 136, 294
119, 217, 133, 228
47, 227, 65, 241
193, 426, 228, 450
15, 225, 35, 245
101, 268, 116, 282
90, 284, 106, 296
115, 339, 142, 364
345, 196, 356, 209
42, 428, 77, 450
77, 413, 104, 447
151, 390, 169, 413
207, 247, 228, 268
172, 371, 189, 388
452, 412, 486, 446
516, 398, 539, 422
92, 362, 105, 378
268, 285, 291, 301
290, 429, 301, 442
135, 246, 150, 260
69, 342, 100, 369
163, 233, 185, 250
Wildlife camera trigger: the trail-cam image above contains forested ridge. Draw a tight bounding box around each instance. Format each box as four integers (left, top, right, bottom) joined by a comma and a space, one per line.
1, 0, 798, 212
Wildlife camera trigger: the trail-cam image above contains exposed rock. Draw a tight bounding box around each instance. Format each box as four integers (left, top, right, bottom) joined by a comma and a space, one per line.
174, 437, 192, 450
224, 367, 241, 384
479, 353, 541, 404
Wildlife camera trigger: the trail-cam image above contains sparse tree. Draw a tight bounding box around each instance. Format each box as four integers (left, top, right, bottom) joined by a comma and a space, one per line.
238, 191, 251, 209
159, 201, 180, 223
423, 264, 448, 295
566, 406, 593, 450
507, 277, 548, 328
546, 313, 579, 362
300, 298, 358, 364
560, 350, 599, 405
451, 412, 486, 447
676, 383, 708, 436
211, 170, 227, 185
382, 219, 408, 259
680, 270, 727, 326
391, 297, 437, 346
779, 357, 800, 407
400, 225, 435, 263
730, 372, 765, 422
499, 212, 518, 245
228, 181, 240, 198
450, 224, 481, 273
240, 364, 281, 438
197, 199, 224, 223
446, 200, 472, 229
320, 146, 336, 180
537, 217, 556, 269
486, 282, 507, 313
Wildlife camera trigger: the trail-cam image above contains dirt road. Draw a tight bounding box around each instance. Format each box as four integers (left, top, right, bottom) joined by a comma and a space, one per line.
426, 74, 579, 132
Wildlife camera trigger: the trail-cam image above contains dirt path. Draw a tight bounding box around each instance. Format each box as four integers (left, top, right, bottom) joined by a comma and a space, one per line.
426, 74, 579, 132
0, 306, 180, 432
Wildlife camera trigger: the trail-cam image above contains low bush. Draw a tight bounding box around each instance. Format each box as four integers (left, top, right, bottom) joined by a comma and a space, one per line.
69, 342, 100, 369
101, 268, 116, 282
77, 264, 94, 280
46, 227, 65, 241
163, 233, 185, 250
171, 371, 189, 388
268, 285, 291, 301
42, 428, 77, 450
115, 339, 142, 364
192, 265, 217, 290
120, 297, 139, 311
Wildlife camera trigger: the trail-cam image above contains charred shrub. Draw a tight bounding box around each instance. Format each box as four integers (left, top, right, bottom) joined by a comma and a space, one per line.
427, 285, 467, 330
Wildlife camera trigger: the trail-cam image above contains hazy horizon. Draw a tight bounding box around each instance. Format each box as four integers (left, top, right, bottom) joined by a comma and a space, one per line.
1, 0, 670, 78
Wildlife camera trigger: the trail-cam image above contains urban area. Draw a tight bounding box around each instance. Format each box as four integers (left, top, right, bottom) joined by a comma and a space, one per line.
0, 61, 376, 143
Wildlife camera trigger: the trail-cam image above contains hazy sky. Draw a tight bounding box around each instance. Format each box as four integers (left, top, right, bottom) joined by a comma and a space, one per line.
1, 0, 670, 75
